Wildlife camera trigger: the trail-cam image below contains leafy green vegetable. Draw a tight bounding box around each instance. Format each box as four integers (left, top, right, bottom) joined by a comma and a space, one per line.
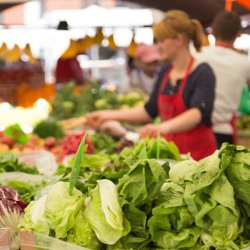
117, 159, 166, 212
0, 152, 38, 174
91, 132, 115, 154
115, 159, 166, 249
120, 137, 182, 163
81, 153, 111, 170
83, 179, 130, 245
148, 181, 197, 248
225, 147, 250, 205
117, 201, 151, 250
0, 172, 44, 186
45, 182, 84, 239
69, 134, 87, 195
50, 82, 85, 120
18, 195, 50, 235
50, 82, 145, 120
3, 123, 28, 145
33, 119, 65, 139
0, 152, 45, 202
148, 148, 245, 249
18, 140, 250, 249
7, 180, 37, 203
67, 210, 102, 250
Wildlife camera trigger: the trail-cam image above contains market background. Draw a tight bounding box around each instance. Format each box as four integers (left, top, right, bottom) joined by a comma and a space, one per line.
0, 0, 250, 249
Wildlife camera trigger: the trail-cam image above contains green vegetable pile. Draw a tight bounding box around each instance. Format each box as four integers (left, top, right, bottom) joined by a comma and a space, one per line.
0, 152, 46, 203
90, 133, 116, 154
4, 124, 28, 145
0, 152, 38, 174
33, 119, 65, 139
16, 139, 250, 249
50, 82, 145, 120
237, 115, 250, 130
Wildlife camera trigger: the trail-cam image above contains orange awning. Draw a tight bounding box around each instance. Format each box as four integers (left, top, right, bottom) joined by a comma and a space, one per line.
236, 0, 250, 9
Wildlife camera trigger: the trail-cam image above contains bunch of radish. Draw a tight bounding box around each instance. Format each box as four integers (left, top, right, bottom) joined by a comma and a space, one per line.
60, 132, 94, 156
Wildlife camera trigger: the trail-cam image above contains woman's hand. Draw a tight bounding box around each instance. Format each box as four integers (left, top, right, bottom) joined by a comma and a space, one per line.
139, 123, 170, 138
85, 111, 113, 130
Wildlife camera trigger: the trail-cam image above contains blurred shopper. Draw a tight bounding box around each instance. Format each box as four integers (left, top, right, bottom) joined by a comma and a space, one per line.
85, 10, 217, 160
55, 57, 84, 85
128, 44, 161, 94
55, 39, 84, 85
195, 11, 250, 147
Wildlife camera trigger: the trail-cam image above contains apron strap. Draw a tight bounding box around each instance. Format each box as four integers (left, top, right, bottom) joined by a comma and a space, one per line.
178, 57, 195, 96
213, 114, 238, 144
158, 66, 173, 94
158, 58, 194, 95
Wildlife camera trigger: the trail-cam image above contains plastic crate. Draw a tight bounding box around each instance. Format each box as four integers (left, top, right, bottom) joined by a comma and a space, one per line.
0, 83, 17, 105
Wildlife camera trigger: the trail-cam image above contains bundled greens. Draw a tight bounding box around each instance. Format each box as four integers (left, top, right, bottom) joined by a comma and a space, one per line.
90, 133, 115, 154
67, 210, 101, 250
3, 124, 28, 145
0, 152, 38, 174
19, 182, 102, 250
50, 82, 145, 120
33, 119, 65, 139
84, 179, 130, 245
0, 152, 45, 203
16, 140, 250, 249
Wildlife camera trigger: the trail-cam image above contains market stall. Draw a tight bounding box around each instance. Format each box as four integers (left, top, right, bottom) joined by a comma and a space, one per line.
0, 1, 250, 249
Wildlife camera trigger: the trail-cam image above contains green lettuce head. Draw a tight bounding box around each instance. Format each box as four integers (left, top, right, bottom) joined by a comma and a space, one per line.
67, 209, 102, 250
83, 179, 130, 245
18, 195, 49, 235
44, 181, 84, 239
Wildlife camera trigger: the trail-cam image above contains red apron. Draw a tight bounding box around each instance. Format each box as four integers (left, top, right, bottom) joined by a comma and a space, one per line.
213, 42, 237, 144
157, 58, 216, 160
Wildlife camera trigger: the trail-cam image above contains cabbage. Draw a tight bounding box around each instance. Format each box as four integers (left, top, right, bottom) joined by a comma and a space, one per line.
18, 195, 49, 235
83, 179, 130, 245
44, 181, 84, 239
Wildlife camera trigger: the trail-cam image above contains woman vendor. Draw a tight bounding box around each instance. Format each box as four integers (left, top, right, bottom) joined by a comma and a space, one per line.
86, 10, 217, 160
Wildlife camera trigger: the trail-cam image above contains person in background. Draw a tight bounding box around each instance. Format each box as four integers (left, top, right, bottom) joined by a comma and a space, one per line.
195, 11, 250, 148
86, 10, 217, 160
55, 56, 84, 85
128, 44, 161, 94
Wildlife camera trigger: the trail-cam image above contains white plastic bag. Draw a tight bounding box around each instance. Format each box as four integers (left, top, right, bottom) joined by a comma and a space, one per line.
19, 231, 90, 250
19, 150, 58, 177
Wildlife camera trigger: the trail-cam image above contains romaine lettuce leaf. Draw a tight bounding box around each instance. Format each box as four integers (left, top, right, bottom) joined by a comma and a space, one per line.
83, 179, 130, 245
18, 195, 49, 235
67, 209, 101, 250
45, 182, 84, 239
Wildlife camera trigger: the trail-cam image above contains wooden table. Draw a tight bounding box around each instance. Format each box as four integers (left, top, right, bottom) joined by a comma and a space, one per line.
238, 130, 250, 148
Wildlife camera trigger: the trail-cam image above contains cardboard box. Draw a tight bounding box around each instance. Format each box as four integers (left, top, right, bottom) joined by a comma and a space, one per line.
0, 228, 11, 250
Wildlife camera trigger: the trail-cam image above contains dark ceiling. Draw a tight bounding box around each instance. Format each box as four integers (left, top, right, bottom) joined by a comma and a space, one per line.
0, 1, 29, 12
126, 0, 250, 26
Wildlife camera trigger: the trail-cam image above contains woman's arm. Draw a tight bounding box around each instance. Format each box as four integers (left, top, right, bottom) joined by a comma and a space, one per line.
161, 108, 202, 133
85, 106, 152, 130
140, 108, 201, 137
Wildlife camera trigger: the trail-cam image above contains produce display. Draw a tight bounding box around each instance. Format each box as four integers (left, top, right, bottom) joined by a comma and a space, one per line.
237, 115, 250, 130
1, 97, 250, 250
1, 132, 250, 249
0, 99, 50, 129
50, 82, 145, 120
0, 186, 27, 249
0, 60, 44, 87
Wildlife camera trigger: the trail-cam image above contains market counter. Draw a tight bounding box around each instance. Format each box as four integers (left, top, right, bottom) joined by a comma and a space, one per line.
238, 130, 250, 148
